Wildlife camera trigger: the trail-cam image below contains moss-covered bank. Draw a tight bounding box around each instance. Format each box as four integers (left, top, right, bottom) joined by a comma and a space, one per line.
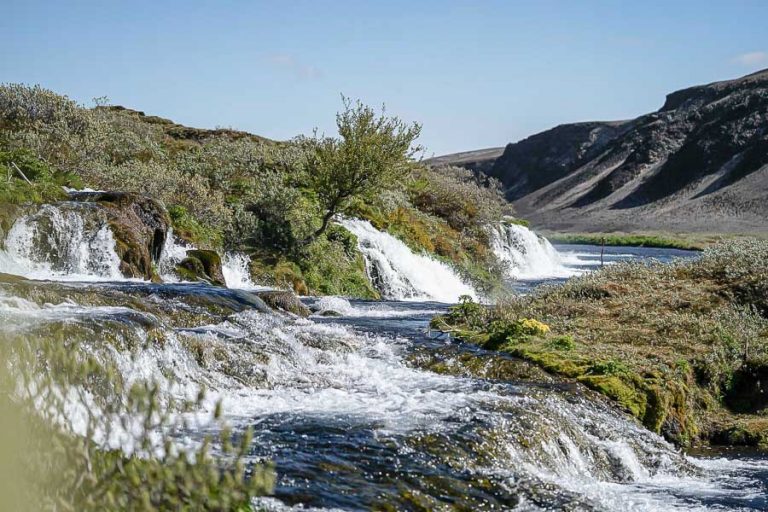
432, 240, 768, 450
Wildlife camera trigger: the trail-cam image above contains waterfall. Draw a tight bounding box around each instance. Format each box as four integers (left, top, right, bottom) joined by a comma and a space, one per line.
490, 223, 576, 280
0, 204, 122, 280
158, 233, 265, 290
222, 252, 267, 290
338, 219, 476, 303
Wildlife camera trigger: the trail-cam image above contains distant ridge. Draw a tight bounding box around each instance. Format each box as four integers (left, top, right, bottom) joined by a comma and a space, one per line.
430, 69, 768, 233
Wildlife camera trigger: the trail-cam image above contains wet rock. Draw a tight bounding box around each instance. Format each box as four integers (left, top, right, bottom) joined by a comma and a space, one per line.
255, 290, 310, 317
176, 249, 226, 286
69, 191, 170, 280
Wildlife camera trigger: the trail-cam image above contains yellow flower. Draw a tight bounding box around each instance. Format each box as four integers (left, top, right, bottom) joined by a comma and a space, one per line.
519, 318, 550, 336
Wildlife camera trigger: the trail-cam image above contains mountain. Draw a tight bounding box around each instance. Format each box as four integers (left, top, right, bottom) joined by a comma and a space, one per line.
432, 69, 768, 233
425, 147, 505, 177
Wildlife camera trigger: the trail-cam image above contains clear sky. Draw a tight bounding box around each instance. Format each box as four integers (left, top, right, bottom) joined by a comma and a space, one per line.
2, 1, 767, 156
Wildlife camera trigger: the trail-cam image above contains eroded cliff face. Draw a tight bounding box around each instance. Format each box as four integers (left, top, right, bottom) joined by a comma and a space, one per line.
433, 69, 768, 233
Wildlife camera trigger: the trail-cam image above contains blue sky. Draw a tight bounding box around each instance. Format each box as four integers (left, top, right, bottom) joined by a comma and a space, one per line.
2, 1, 767, 156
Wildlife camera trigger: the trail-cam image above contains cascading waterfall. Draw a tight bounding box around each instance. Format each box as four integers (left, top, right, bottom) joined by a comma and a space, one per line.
490, 222, 576, 280
0, 203, 122, 280
3, 278, 765, 510
157, 230, 265, 289
339, 218, 477, 303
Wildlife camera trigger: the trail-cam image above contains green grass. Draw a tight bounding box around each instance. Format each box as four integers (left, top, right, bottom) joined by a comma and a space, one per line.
433, 240, 768, 450
544, 232, 707, 250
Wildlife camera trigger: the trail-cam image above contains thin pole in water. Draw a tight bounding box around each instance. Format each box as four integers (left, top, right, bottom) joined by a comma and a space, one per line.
600, 237, 605, 267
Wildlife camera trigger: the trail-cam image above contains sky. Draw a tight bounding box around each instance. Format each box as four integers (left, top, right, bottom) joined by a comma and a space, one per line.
2, 1, 767, 156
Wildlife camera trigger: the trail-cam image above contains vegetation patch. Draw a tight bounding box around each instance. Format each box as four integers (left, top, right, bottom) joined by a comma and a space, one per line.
433, 240, 768, 449
1, 84, 512, 297
544, 232, 708, 250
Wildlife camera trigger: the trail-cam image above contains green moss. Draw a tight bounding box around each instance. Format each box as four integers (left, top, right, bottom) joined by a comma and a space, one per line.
579, 375, 647, 418
246, 227, 378, 298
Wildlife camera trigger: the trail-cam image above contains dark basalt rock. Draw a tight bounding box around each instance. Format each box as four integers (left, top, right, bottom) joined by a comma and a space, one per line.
255, 290, 311, 317
69, 191, 171, 280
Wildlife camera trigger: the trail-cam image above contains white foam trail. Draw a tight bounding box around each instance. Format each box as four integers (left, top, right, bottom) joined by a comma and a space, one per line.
312, 296, 439, 318
338, 219, 476, 303
0, 204, 123, 281
490, 223, 577, 280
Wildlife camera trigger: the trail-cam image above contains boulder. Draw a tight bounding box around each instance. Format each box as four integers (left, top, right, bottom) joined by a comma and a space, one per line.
255, 290, 310, 317
176, 249, 226, 286
69, 191, 170, 280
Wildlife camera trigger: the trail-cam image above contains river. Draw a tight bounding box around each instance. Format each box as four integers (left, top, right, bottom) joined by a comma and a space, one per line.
0, 205, 766, 510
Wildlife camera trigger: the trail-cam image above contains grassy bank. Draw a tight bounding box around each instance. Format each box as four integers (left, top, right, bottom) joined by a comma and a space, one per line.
543, 232, 709, 250
432, 240, 768, 449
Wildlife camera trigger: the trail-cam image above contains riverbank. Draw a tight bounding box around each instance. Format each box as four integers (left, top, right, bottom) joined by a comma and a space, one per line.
432, 240, 768, 450
543, 230, 768, 251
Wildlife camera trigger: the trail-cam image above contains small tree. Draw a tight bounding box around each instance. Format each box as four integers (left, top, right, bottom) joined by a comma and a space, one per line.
302, 97, 422, 245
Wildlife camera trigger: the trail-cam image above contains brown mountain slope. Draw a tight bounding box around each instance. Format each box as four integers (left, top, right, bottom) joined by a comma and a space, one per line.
433, 69, 768, 233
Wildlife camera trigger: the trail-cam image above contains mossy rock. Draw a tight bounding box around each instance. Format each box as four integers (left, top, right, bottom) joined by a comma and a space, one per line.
255, 290, 310, 317
710, 420, 768, 448
176, 250, 225, 286
185, 250, 225, 286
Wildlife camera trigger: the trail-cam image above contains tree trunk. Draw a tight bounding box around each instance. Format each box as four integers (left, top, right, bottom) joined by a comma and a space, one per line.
301, 199, 340, 246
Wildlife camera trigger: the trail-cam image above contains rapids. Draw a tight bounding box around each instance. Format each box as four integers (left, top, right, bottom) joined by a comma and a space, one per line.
0, 207, 766, 510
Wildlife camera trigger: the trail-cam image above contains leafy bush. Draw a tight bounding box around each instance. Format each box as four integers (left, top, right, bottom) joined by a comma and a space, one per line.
409, 165, 509, 234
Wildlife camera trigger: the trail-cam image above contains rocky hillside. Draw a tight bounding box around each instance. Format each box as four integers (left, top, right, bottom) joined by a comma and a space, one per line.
433, 69, 768, 233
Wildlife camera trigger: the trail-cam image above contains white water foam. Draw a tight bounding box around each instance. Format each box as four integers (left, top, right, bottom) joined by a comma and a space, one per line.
489, 223, 577, 280
0, 204, 123, 281
338, 219, 476, 303
157, 228, 195, 282
222, 252, 271, 290
312, 296, 440, 318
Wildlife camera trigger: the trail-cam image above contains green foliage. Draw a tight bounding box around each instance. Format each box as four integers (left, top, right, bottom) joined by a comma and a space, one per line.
408, 165, 509, 234
0, 147, 77, 204
550, 335, 575, 351
588, 359, 630, 376
446, 295, 488, 329
168, 205, 222, 248
0, 329, 274, 510
300, 229, 379, 298
301, 97, 422, 243
0, 84, 513, 297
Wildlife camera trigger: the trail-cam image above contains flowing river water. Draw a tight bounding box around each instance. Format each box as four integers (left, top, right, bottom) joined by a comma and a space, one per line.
0, 204, 766, 510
